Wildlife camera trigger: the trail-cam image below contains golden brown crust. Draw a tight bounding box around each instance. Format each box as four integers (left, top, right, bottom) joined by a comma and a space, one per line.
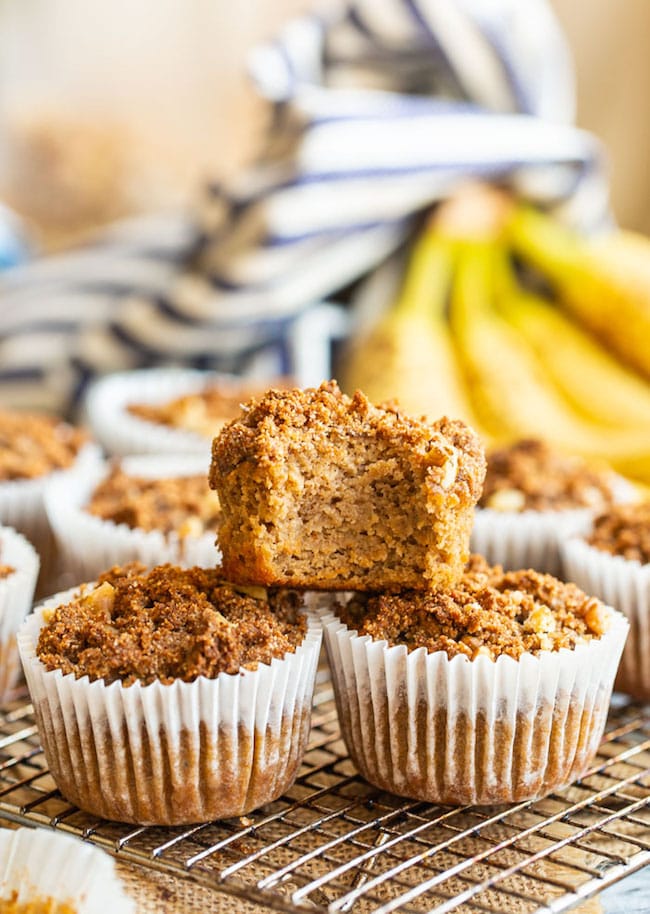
211, 381, 486, 591
339, 555, 610, 659
479, 438, 617, 512
587, 500, 650, 563
86, 463, 221, 536
36, 563, 306, 685
0, 409, 88, 481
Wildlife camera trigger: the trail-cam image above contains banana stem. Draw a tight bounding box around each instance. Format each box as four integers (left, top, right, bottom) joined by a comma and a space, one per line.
394, 225, 454, 320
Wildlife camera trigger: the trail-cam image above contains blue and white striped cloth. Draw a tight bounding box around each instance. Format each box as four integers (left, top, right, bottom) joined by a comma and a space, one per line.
0, 0, 609, 415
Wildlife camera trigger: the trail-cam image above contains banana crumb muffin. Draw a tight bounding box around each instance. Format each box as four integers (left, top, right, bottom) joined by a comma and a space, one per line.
211, 381, 486, 591
324, 557, 627, 805
562, 501, 650, 701
19, 563, 321, 825
339, 555, 609, 660
86, 463, 221, 537
37, 563, 306, 685
586, 501, 650, 564
0, 409, 88, 481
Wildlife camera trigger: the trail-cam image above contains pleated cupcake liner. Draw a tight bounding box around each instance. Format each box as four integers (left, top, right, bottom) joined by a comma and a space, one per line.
562, 535, 650, 701
471, 477, 637, 577
44, 453, 219, 587
0, 826, 135, 913
0, 525, 39, 701
83, 367, 239, 457
18, 588, 322, 825
0, 443, 102, 597
321, 606, 628, 806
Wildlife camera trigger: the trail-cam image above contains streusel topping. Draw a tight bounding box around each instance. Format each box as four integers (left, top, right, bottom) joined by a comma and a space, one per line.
128, 380, 288, 438
479, 439, 616, 512
0, 409, 88, 481
37, 563, 306, 685
86, 464, 221, 536
587, 502, 650, 564
339, 555, 610, 660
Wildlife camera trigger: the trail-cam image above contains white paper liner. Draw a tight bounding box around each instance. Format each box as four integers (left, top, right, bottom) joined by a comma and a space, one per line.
322, 606, 628, 805
18, 587, 322, 825
44, 453, 219, 588
83, 367, 243, 457
562, 535, 650, 701
0, 826, 135, 914
471, 475, 637, 577
0, 443, 102, 597
0, 526, 39, 701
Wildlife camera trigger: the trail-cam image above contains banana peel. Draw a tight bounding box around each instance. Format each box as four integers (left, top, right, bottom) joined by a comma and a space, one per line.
342, 220, 476, 425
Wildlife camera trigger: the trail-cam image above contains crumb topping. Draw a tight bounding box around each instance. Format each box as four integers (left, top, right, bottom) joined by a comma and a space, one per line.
86, 464, 221, 536
479, 439, 616, 512
338, 555, 610, 660
36, 563, 307, 685
127, 380, 288, 438
0, 410, 88, 481
211, 380, 486, 505
587, 501, 650, 564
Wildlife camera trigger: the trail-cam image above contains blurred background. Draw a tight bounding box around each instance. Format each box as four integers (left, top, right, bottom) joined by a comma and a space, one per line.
0, 0, 649, 247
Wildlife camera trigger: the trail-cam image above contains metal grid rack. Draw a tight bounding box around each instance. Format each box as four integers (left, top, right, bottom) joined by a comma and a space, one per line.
0, 671, 648, 914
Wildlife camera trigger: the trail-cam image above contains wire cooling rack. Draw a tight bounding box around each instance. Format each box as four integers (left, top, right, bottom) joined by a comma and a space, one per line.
0, 670, 648, 914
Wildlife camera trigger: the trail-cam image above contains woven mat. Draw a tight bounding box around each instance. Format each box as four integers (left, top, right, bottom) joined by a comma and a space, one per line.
115, 857, 604, 914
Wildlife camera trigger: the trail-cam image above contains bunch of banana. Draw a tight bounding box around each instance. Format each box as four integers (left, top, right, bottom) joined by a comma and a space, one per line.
340, 185, 650, 485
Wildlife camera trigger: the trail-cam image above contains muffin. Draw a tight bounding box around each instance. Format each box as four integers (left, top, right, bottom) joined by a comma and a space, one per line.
0, 409, 99, 595
471, 438, 633, 576
0, 526, 39, 701
0, 827, 134, 914
44, 454, 221, 585
18, 563, 321, 825
562, 501, 650, 700
84, 367, 288, 457
210, 381, 486, 591
322, 556, 628, 805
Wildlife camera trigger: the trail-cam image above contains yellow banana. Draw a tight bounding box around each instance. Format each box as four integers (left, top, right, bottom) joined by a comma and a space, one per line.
494, 260, 650, 430
508, 206, 650, 380
449, 239, 650, 483
342, 221, 476, 424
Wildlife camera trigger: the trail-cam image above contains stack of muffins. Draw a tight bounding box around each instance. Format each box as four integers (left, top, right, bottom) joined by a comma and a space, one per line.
10, 376, 638, 828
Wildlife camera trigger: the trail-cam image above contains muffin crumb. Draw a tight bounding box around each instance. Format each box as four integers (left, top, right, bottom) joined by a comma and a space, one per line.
480, 439, 617, 512
339, 555, 610, 660
587, 501, 650, 564
36, 563, 306, 685
0, 410, 88, 481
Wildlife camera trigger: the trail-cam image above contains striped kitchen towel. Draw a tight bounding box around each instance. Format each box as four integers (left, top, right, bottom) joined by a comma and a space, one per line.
0, 0, 609, 415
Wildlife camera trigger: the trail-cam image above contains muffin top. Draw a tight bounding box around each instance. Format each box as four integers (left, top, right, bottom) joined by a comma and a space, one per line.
37, 563, 306, 686
86, 464, 221, 536
339, 555, 611, 660
586, 501, 650, 564
0, 409, 88, 481
479, 438, 617, 512
211, 380, 486, 504
127, 380, 286, 439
